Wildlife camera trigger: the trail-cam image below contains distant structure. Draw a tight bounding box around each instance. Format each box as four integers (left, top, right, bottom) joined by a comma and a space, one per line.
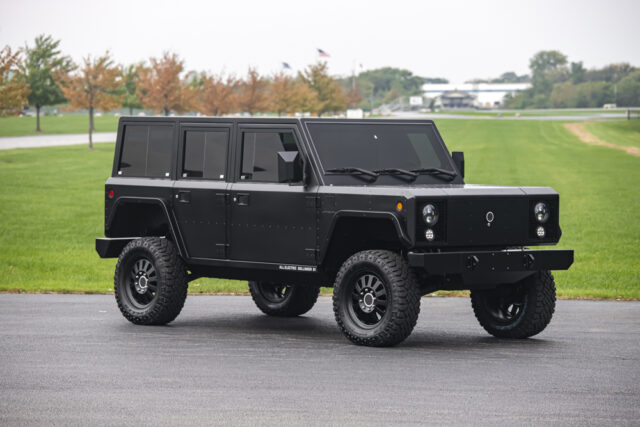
438, 90, 476, 109
423, 83, 531, 108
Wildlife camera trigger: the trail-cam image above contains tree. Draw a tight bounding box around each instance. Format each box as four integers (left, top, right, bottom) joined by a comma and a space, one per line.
345, 85, 362, 108
529, 50, 568, 95
616, 71, 640, 107
299, 62, 346, 116
56, 53, 122, 149
0, 46, 30, 116
199, 73, 238, 116
121, 64, 142, 115
570, 62, 586, 84
238, 67, 269, 115
19, 35, 73, 131
269, 72, 318, 116
136, 52, 194, 116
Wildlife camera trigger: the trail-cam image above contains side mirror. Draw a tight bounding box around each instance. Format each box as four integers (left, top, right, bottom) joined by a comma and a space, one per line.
452, 151, 465, 179
277, 151, 302, 183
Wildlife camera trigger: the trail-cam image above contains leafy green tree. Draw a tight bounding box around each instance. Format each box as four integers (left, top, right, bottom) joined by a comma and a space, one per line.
616, 71, 640, 107
121, 64, 142, 115
530, 50, 568, 95
20, 35, 73, 131
570, 62, 586, 84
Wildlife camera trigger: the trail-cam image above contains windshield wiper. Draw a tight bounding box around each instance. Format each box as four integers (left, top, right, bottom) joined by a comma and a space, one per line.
325, 167, 379, 180
373, 168, 418, 181
410, 167, 457, 181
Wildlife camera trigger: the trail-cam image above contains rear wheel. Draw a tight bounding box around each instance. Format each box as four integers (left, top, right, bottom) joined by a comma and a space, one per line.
249, 281, 319, 317
333, 250, 420, 347
114, 237, 188, 325
470, 270, 556, 339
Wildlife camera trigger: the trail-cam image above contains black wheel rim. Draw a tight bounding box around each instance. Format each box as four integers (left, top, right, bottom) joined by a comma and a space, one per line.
347, 273, 389, 328
258, 283, 291, 304
484, 287, 526, 325
125, 257, 158, 309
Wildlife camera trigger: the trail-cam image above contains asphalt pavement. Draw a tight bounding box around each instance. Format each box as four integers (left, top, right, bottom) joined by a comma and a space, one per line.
0, 132, 116, 150
0, 295, 638, 426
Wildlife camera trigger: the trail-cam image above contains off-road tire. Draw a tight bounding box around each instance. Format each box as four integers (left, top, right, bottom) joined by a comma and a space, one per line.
114, 237, 188, 325
249, 282, 320, 317
333, 250, 420, 347
470, 270, 556, 339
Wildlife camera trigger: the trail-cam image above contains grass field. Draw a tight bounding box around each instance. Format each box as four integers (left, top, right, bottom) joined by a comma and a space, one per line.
0, 119, 638, 298
585, 120, 640, 149
0, 114, 119, 137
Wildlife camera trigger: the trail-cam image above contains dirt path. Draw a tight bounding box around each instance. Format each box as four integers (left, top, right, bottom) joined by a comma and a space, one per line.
564, 122, 640, 157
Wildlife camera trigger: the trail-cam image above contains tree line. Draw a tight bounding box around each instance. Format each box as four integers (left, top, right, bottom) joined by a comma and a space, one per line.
504, 50, 640, 108
0, 35, 358, 147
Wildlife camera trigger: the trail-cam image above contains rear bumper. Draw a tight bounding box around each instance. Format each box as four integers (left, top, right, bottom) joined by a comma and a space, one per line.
407, 249, 574, 275
96, 237, 137, 258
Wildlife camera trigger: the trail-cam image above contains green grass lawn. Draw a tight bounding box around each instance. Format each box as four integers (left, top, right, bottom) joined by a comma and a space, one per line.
0, 114, 119, 137
432, 109, 630, 118
0, 119, 638, 298
585, 120, 640, 149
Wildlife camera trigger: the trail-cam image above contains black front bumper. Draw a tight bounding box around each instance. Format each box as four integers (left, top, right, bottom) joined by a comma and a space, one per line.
407, 249, 574, 275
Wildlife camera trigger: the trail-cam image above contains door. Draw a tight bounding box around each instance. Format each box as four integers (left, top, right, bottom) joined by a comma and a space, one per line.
173, 124, 231, 259
228, 127, 317, 266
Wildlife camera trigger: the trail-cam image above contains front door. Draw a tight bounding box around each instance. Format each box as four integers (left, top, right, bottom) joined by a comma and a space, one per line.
228, 126, 316, 266
173, 124, 231, 259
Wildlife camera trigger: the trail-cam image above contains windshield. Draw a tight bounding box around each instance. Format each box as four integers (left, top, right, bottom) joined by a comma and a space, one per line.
307, 122, 453, 174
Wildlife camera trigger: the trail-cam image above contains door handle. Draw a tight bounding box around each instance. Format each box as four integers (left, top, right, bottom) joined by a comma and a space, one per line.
233, 193, 250, 206
176, 190, 191, 203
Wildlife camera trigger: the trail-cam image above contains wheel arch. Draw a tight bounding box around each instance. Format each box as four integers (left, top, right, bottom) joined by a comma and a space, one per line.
106, 197, 186, 258
319, 211, 412, 279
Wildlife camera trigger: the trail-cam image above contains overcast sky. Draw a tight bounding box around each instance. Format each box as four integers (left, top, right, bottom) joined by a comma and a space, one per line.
2, 0, 639, 83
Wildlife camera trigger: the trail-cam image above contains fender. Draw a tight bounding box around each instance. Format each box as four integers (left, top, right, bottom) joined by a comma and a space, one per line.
106, 196, 187, 258
318, 210, 412, 266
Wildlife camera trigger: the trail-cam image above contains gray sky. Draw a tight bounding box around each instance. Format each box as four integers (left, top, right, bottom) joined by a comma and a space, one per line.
2, 0, 639, 83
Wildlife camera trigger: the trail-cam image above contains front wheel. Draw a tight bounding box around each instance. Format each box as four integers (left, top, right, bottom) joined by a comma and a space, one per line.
470, 270, 556, 339
249, 282, 320, 317
333, 250, 420, 347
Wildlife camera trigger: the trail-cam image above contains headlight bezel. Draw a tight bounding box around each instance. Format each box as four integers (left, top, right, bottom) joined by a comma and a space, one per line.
534, 202, 550, 224
422, 203, 439, 226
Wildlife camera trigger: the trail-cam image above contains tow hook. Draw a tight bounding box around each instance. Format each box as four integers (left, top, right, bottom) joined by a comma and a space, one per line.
523, 253, 535, 269
466, 255, 480, 270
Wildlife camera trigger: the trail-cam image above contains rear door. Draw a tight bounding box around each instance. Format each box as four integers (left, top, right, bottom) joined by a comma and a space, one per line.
173, 123, 232, 259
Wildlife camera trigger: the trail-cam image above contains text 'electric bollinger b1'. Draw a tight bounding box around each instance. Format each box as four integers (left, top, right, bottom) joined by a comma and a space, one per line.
96, 117, 574, 346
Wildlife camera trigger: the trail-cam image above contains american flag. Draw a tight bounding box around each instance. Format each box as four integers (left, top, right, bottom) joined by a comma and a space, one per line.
317, 48, 330, 58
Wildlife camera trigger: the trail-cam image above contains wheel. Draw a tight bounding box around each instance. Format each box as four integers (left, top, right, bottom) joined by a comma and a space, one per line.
249, 281, 319, 317
332, 250, 420, 347
470, 270, 556, 339
114, 237, 188, 325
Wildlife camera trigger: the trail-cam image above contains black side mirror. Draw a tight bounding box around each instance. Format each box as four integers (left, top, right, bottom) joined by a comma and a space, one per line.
277, 151, 302, 183
452, 151, 465, 179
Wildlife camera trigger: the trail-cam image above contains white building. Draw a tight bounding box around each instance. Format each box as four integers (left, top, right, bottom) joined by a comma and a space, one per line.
423, 82, 531, 108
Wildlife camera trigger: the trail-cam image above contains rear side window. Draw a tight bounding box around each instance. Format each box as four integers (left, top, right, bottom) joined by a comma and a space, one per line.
118, 124, 174, 178
240, 131, 298, 182
182, 130, 229, 180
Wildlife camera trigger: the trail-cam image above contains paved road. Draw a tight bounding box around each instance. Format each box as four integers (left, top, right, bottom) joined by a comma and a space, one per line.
0, 295, 638, 426
0, 132, 116, 150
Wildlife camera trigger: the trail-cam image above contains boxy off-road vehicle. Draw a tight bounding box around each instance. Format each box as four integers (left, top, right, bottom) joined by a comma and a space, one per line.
96, 117, 573, 346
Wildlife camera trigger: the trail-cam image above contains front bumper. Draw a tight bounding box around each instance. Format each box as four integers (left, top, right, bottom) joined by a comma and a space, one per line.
407, 249, 574, 275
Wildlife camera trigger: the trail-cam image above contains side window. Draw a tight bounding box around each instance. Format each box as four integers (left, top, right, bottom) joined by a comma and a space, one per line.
182, 130, 228, 180
118, 124, 173, 178
240, 131, 298, 182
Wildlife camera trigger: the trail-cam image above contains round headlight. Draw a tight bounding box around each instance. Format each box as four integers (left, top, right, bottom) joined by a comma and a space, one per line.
422, 204, 439, 226
534, 202, 549, 223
